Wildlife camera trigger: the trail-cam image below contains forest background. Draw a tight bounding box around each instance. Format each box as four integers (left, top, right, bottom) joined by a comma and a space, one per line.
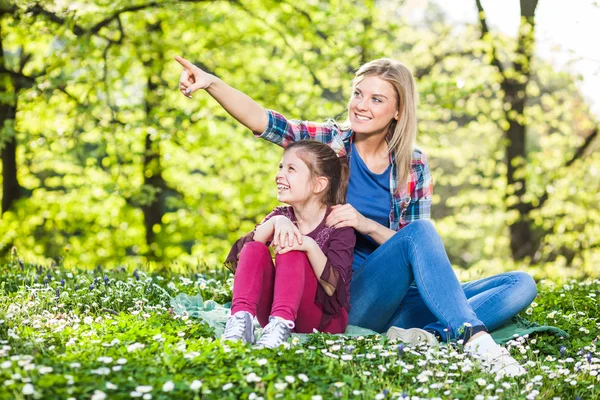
0, 0, 598, 279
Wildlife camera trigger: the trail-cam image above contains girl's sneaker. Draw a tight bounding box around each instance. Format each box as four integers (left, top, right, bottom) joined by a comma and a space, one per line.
222, 311, 255, 344
254, 316, 293, 349
465, 333, 526, 377
386, 327, 438, 346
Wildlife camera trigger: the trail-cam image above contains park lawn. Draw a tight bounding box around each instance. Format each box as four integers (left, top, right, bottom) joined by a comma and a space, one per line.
0, 261, 598, 400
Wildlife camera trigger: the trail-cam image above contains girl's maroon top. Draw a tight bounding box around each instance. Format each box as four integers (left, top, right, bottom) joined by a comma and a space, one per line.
225, 206, 356, 330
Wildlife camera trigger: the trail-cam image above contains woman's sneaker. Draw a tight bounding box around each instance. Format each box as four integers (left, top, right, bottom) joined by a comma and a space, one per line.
386, 327, 438, 346
222, 311, 255, 344
254, 316, 293, 349
465, 333, 526, 377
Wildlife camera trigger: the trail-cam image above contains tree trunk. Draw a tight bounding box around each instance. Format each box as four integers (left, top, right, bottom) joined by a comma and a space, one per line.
141, 21, 167, 256
0, 21, 22, 214
504, 0, 539, 260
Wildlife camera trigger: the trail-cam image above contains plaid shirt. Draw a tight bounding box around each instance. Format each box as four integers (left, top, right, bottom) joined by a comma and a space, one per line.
255, 110, 433, 231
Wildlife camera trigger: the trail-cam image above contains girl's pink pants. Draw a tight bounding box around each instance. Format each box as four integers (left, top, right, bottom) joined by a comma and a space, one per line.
230, 242, 347, 333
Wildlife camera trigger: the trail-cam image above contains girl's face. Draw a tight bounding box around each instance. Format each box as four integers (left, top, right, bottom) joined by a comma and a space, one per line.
348, 75, 399, 136
275, 148, 321, 207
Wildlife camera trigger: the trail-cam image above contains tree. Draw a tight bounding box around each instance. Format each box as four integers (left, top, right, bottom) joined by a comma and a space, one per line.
475, 0, 599, 261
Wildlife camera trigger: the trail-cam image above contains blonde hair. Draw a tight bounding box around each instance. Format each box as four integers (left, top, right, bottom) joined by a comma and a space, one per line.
351, 58, 418, 194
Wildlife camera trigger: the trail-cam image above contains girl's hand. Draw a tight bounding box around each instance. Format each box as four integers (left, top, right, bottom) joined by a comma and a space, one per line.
326, 204, 372, 234
174, 55, 217, 98
270, 216, 303, 249
275, 236, 315, 255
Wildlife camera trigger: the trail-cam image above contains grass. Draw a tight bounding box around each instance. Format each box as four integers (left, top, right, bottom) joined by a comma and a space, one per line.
0, 259, 598, 399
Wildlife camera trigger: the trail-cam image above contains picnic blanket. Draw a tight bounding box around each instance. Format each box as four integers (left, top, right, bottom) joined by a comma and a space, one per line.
171, 293, 568, 344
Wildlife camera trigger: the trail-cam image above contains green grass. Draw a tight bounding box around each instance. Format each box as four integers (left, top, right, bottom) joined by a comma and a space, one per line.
0, 260, 598, 399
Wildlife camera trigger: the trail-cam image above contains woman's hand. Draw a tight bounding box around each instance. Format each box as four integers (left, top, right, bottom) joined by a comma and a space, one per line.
326, 204, 372, 235
270, 216, 303, 249
275, 235, 316, 255
174, 55, 217, 98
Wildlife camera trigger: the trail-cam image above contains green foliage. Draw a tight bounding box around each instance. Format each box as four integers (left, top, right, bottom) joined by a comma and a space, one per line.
0, 262, 599, 399
0, 0, 598, 275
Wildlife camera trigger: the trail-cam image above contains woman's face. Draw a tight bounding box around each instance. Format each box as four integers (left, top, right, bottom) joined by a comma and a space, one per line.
348, 75, 399, 136
275, 148, 315, 206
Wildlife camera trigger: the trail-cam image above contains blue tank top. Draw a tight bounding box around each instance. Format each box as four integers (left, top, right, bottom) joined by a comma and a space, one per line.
346, 143, 391, 270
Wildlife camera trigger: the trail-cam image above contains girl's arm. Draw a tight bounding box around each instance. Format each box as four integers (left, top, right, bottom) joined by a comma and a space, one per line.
303, 240, 336, 296
278, 227, 356, 297
175, 56, 268, 133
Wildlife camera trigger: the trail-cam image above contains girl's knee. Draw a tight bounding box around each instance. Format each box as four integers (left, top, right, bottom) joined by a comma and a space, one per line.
275, 250, 309, 264
238, 241, 272, 271
241, 241, 270, 255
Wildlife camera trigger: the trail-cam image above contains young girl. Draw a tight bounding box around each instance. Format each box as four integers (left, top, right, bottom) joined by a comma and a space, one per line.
223, 140, 355, 348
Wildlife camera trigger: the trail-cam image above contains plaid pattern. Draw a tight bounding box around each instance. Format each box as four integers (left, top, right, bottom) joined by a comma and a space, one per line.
255, 110, 433, 231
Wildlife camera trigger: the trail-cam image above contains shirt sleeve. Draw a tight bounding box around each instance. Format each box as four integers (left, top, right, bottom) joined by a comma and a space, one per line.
400, 150, 433, 228
314, 226, 356, 316
255, 109, 339, 148
224, 207, 291, 273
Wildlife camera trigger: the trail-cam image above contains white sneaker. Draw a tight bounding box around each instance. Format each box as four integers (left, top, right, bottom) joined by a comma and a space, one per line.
254, 316, 293, 349
222, 311, 255, 344
465, 333, 526, 377
386, 327, 438, 346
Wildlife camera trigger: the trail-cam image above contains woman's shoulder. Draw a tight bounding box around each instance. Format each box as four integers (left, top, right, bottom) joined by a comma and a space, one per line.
411, 146, 429, 165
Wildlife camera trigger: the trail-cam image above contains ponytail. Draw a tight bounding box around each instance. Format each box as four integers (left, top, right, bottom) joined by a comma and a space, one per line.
334, 157, 349, 205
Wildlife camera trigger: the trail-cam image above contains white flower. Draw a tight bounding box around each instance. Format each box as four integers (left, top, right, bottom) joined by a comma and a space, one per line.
97, 356, 113, 364
298, 374, 309, 382
256, 358, 268, 366
91, 390, 107, 400
311, 396, 323, 400
246, 373, 261, 383
274, 382, 288, 391
130, 391, 142, 398
153, 334, 164, 342
143, 395, 152, 400
476, 378, 486, 386
190, 380, 202, 391
91, 367, 111, 375
1, 361, 11, 369
525, 308, 533, 315
106, 382, 118, 390
38, 366, 53, 374
117, 358, 128, 365
70, 362, 81, 369
341, 354, 352, 361
162, 381, 174, 392
285, 376, 295, 384
222, 383, 233, 391
127, 343, 145, 353
22, 383, 34, 395
136, 386, 152, 393
333, 382, 345, 388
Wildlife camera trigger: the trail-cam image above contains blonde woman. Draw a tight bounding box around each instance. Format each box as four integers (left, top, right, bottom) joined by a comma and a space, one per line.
175, 56, 537, 377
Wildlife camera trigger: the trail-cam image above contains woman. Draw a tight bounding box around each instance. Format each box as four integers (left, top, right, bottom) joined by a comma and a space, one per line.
175, 55, 537, 377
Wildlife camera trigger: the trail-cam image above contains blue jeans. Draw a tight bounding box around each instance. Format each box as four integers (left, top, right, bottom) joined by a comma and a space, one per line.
348, 220, 538, 341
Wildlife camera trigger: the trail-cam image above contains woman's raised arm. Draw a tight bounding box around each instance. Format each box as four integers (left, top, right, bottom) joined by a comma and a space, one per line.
175, 55, 268, 133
